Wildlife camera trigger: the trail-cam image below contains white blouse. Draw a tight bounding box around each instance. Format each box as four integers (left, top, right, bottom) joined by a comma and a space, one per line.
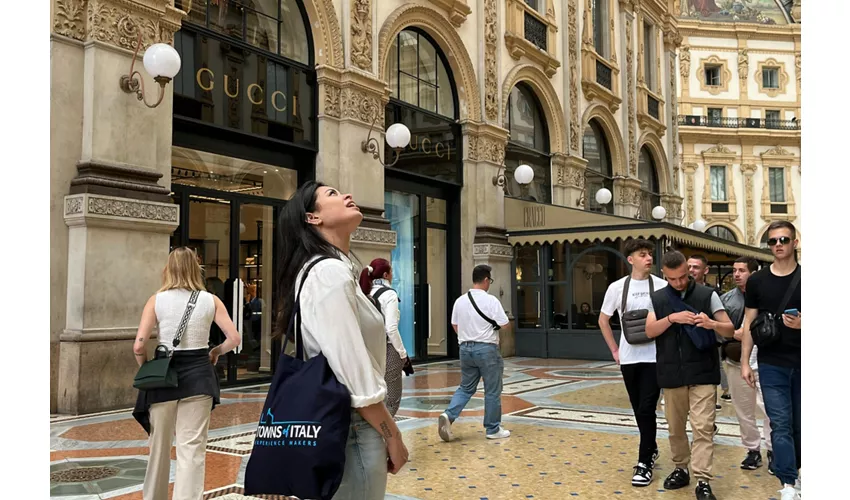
370, 280, 408, 359
296, 254, 387, 408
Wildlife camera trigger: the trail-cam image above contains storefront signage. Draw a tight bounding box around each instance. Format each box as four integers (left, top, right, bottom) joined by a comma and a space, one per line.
524, 206, 545, 228
407, 134, 452, 160
195, 68, 288, 112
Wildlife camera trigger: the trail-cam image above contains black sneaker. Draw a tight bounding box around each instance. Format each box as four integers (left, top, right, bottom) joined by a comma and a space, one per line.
720, 392, 731, 401
695, 480, 716, 500
767, 450, 775, 475
631, 462, 653, 487
664, 467, 690, 490
713, 424, 719, 437
741, 450, 763, 470
651, 447, 660, 467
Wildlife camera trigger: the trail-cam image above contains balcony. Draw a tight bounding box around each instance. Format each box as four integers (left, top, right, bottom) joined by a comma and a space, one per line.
647, 95, 660, 120
596, 59, 612, 90
678, 115, 801, 130
524, 11, 547, 51
505, 0, 560, 77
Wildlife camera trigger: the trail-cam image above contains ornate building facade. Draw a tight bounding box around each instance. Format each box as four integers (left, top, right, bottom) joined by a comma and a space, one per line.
675, 0, 801, 252
49, 0, 698, 413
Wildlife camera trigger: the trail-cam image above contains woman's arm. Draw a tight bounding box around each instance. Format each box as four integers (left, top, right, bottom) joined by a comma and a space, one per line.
210, 295, 242, 363
382, 292, 408, 359
133, 296, 158, 366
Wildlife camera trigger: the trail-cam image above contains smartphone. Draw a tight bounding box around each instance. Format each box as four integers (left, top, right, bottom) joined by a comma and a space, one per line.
784, 308, 799, 317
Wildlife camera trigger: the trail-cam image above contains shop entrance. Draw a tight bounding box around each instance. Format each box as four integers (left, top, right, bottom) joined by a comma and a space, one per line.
170, 184, 285, 386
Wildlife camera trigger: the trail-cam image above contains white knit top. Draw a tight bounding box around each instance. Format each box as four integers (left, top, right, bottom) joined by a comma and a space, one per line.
155, 289, 216, 350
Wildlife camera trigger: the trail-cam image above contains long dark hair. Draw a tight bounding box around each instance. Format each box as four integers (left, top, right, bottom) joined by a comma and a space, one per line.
358, 258, 391, 296
274, 181, 342, 340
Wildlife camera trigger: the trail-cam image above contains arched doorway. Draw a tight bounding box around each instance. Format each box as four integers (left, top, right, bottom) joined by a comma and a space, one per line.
638, 146, 661, 221
504, 83, 551, 203
582, 119, 614, 214
707, 225, 738, 242
170, 0, 319, 385
383, 28, 462, 360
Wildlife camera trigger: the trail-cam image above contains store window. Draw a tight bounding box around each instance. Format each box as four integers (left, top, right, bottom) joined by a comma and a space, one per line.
582, 120, 614, 214
516, 244, 542, 329
504, 83, 551, 203
707, 225, 737, 242
638, 147, 661, 221
569, 248, 626, 330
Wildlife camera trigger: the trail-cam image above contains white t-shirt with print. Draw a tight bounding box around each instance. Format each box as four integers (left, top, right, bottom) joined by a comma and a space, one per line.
601, 274, 668, 365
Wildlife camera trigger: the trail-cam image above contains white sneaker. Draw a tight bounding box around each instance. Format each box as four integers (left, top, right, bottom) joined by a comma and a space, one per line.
795, 477, 801, 498
779, 485, 800, 500
486, 427, 511, 439
438, 413, 453, 442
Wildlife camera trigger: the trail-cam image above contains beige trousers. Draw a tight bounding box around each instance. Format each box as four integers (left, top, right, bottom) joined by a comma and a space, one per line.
725, 360, 772, 452
664, 384, 716, 482
143, 395, 213, 500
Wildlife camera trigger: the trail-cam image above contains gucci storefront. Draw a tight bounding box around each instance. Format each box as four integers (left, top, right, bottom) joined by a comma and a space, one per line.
168, 0, 316, 385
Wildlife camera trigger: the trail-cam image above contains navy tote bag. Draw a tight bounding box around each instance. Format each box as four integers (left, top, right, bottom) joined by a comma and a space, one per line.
244, 256, 352, 499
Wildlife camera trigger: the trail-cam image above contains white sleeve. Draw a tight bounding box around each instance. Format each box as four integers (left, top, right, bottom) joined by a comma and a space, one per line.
600, 281, 621, 316
304, 264, 387, 408
491, 296, 509, 326
382, 291, 407, 358
451, 298, 460, 325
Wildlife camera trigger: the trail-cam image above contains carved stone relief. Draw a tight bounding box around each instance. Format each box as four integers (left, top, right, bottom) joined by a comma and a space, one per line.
54, 0, 87, 40
53, 0, 183, 51
467, 135, 507, 165
484, 0, 498, 122
323, 84, 341, 118
340, 87, 384, 124
741, 164, 757, 245
568, 0, 580, 153
351, 0, 373, 72
626, 17, 637, 176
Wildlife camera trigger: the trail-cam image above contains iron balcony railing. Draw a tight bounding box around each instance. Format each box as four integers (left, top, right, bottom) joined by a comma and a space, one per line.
647, 95, 660, 120
678, 115, 800, 130
596, 60, 612, 90
524, 12, 547, 51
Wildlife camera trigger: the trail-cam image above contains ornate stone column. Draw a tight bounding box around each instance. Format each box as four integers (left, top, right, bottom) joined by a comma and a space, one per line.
613, 176, 642, 218
682, 162, 698, 225
741, 163, 757, 245
552, 153, 588, 207
52, 0, 184, 413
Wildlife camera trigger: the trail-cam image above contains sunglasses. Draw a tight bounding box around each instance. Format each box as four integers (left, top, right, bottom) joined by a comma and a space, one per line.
767, 236, 792, 247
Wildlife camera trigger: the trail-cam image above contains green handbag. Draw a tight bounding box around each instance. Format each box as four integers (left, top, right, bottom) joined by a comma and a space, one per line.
133, 290, 200, 390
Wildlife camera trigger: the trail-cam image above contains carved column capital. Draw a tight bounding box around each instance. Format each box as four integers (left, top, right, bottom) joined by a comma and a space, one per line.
53, 0, 185, 49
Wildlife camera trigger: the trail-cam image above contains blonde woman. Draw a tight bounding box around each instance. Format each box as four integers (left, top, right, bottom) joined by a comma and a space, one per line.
132, 247, 241, 500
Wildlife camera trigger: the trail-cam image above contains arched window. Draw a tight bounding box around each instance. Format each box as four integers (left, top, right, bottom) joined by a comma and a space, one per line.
504, 83, 551, 203
638, 146, 661, 221
760, 231, 770, 249
387, 30, 456, 118
708, 225, 738, 242
582, 120, 614, 213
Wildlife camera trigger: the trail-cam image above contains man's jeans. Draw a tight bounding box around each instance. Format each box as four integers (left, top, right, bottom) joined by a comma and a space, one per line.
759, 363, 801, 486
444, 342, 504, 434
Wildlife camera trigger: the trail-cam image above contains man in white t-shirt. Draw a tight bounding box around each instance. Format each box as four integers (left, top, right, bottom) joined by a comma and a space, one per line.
599, 239, 668, 487
438, 265, 510, 442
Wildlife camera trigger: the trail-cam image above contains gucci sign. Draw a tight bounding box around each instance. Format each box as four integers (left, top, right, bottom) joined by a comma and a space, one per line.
524, 206, 545, 228
407, 134, 453, 160
195, 69, 288, 112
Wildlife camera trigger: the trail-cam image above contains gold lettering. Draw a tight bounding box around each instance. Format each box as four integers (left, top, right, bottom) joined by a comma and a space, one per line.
435, 142, 444, 158
196, 68, 214, 91
421, 138, 432, 154
224, 74, 239, 98
408, 135, 418, 151
247, 83, 264, 105
271, 91, 287, 112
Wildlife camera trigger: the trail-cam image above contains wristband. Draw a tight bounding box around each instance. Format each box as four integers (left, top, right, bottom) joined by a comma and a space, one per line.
667, 316, 672, 325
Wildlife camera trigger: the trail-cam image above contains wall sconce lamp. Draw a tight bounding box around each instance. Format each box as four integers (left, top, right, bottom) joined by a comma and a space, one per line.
635, 204, 669, 221
361, 113, 411, 168
119, 32, 181, 109
493, 164, 534, 196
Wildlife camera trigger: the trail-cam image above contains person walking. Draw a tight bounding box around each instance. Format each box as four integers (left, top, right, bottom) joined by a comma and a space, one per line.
598, 239, 668, 487
275, 181, 408, 499
132, 247, 242, 500
719, 256, 773, 473
438, 265, 511, 441
645, 251, 734, 500
360, 258, 409, 417
741, 221, 802, 500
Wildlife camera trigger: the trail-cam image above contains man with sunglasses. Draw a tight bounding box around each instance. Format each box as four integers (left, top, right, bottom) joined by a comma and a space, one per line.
740, 221, 802, 500
439, 265, 511, 442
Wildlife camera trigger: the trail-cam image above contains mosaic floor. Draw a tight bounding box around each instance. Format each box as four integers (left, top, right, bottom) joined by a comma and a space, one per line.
50, 358, 784, 499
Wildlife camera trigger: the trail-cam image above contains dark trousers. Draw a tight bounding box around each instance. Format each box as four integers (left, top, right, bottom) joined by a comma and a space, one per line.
759, 363, 801, 486
621, 362, 662, 465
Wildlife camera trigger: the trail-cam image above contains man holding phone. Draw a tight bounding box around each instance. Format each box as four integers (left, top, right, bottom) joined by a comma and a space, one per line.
740, 221, 802, 500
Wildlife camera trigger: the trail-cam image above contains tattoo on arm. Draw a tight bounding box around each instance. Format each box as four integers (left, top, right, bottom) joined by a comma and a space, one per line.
380, 421, 393, 439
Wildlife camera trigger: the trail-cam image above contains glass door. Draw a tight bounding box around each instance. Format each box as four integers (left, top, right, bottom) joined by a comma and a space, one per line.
385, 191, 420, 359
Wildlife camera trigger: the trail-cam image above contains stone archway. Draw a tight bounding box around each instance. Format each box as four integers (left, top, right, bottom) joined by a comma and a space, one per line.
638, 132, 672, 194
581, 104, 627, 177
301, 0, 343, 68
378, 4, 482, 122
706, 222, 745, 243
501, 64, 567, 154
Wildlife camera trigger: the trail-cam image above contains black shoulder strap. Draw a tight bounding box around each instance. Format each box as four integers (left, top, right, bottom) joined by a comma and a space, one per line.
172, 290, 200, 348
776, 267, 801, 315
621, 276, 631, 313
467, 291, 501, 331
282, 256, 334, 359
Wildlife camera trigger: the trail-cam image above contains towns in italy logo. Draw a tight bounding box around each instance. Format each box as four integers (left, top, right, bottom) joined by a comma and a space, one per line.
255, 409, 322, 447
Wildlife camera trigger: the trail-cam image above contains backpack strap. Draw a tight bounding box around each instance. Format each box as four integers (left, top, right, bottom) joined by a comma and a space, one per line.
373, 286, 395, 302
282, 256, 334, 360
620, 276, 631, 317
467, 291, 501, 331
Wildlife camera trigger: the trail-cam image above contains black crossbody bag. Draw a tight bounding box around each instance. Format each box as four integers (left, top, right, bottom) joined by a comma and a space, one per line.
620, 276, 655, 345
467, 292, 501, 331
750, 267, 801, 347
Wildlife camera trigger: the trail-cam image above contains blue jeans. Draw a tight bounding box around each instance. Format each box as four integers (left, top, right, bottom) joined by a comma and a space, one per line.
333, 411, 388, 500
759, 363, 801, 486
444, 342, 504, 434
